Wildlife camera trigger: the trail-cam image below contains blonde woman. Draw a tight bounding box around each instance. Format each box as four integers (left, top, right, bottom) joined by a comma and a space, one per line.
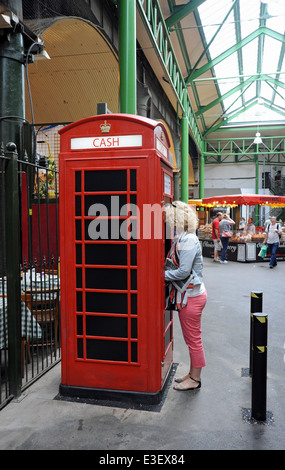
164, 201, 207, 391
219, 213, 235, 264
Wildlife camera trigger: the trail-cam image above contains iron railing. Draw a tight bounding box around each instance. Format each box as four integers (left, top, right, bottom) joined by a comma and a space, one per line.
0, 138, 60, 409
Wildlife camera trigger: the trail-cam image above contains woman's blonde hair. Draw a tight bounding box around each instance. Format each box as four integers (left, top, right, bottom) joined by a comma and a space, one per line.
164, 201, 198, 233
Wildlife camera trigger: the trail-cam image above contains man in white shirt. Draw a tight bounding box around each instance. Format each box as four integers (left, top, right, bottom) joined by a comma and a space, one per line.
264, 216, 282, 268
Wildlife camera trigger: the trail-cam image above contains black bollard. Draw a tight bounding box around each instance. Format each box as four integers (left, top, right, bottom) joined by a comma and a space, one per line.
251, 313, 268, 421
250, 291, 263, 375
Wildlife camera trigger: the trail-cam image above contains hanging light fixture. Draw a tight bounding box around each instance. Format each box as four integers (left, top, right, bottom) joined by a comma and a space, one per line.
254, 132, 263, 144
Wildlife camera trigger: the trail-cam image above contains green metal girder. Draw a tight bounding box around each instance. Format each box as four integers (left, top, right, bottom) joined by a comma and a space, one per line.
224, 96, 285, 121
264, 81, 285, 102
167, 0, 207, 132
167, 0, 192, 80
187, 27, 285, 83
137, 0, 184, 105
190, 0, 238, 73
181, 89, 189, 202
263, 74, 285, 91
136, 0, 203, 152
270, 40, 285, 104
204, 83, 255, 135
205, 99, 285, 137
263, 101, 285, 118
137, 0, 285, 154
190, 0, 285, 135
203, 136, 285, 165
195, 76, 256, 116
196, 73, 285, 117
119, 0, 136, 114
189, 0, 239, 134
203, 100, 258, 136
233, 0, 245, 107
256, 2, 267, 98
188, 29, 262, 82
165, 0, 206, 28
214, 124, 285, 133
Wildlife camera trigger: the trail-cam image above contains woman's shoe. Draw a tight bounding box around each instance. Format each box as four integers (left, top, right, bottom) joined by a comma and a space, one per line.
173, 376, 201, 391
174, 373, 190, 383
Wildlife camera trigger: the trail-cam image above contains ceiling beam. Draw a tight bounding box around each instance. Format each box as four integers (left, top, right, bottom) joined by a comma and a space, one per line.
136, 0, 203, 151
191, 0, 238, 73
195, 76, 256, 116
165, 0, 206, 28
186, 26, 285, 83
203, 100, 259, 136
270, 38, 285, 104
233, 0, 245, 106
264, 74, 285, 90
256, 2, 267, 98
192, 72, 285, 82
263, 101, 285, 118
196, 72, 285, 117
205, 95, 285, 137
187, 28, 263, 82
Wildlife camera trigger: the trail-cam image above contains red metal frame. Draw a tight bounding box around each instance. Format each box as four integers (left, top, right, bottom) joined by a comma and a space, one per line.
59, 114, 173, 398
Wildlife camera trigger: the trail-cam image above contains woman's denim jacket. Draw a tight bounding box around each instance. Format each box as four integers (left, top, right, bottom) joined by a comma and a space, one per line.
165, 232, 203, 287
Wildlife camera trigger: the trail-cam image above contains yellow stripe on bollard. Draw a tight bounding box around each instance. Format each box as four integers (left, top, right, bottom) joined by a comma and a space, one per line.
256, 316, 267, 323
251, 292, 262, 299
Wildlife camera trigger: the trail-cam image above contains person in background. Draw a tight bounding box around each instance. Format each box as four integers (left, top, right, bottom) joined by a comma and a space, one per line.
164, 201, 207, 391
263, 216, 282, 268
244, 217, 256, 235
238, 217, 246, 232
212, 212, 223, 262
264, 216, 272, 230
219, 214, 235, 264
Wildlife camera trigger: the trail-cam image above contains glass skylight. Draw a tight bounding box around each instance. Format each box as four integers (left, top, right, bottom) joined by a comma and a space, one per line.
197, 0, 285, 126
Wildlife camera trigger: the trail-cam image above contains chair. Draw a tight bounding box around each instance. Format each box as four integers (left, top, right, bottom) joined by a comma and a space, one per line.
21, 288, 59, 352
1, 294, 29, 377
43, 268, 58, 276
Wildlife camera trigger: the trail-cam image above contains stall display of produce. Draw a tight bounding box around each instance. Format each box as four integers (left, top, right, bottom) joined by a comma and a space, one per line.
197, 224, 212, 239
195, 194, 285, 263
199, 229, 285, 262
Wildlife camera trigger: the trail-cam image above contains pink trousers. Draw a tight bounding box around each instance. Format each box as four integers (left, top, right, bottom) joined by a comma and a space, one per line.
178, 290, 207, 368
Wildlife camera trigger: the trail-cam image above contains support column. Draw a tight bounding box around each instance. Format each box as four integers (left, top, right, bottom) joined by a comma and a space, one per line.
181, 90, 189, 203
137, 82, 151, 117
118, 0, 136, 114
173, 135, 181, 200
5, 143, 22, 397
0, 30, 25, 152
255, 152, 259, 225
199, 141, 205, 199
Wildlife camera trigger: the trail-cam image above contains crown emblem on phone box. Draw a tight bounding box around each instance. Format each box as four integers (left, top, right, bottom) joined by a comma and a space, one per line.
100, 120, 111, 134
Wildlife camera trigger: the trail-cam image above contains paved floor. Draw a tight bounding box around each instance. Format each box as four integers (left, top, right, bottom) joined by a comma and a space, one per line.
0, 257, 284, 451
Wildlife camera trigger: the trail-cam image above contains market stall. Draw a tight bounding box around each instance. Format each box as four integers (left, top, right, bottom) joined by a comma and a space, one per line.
200, 193, 285, 208
196, 194, 285, 263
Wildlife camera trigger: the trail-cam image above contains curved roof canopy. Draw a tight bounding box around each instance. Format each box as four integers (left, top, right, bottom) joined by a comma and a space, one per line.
159, 0, 285, 137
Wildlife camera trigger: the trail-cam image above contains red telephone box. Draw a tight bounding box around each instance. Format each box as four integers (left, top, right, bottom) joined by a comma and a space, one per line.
58, 114, 173, 404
